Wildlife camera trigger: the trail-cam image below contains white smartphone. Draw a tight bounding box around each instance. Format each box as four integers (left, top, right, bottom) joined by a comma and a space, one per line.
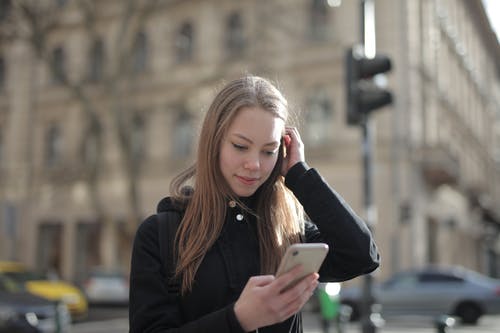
275, 243, 329, 290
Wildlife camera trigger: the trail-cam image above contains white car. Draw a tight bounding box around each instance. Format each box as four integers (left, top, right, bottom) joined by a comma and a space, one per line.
340, 265, 500, 325
83, 269, 129, 306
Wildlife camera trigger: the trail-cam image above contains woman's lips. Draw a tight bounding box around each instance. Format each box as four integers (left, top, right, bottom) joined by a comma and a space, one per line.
236, 175, 259, 186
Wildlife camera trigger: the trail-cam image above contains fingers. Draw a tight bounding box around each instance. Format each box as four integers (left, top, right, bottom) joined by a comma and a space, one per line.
234, 271, 318, 331
279, 280, 318, 319
272, 267, 319, 306
285, 126, 298, 136
273, 272, 319, 320
282, 127, 305, 174
274, 264, 303, 289
234, 275, 276, 331
248, 275, 275, 287
276, 272, 318, 303
285, 127, 302, 145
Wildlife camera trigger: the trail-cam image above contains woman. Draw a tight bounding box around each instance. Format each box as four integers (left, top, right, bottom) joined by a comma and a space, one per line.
129, 75, 380, 333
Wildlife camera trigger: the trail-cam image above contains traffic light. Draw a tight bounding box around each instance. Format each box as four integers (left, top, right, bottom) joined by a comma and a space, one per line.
345, 46, 393, 126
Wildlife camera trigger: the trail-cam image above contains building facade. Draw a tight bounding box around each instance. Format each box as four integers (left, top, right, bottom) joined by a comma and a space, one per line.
0, 0, 499, 283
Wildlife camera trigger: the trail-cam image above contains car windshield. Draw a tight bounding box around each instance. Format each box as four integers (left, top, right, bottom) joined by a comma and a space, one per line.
382, 272, 418, 288
3, 271, 47, 283
0, 274, 24, 293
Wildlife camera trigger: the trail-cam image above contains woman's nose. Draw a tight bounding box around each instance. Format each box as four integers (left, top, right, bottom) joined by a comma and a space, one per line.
244, 155, 260, 170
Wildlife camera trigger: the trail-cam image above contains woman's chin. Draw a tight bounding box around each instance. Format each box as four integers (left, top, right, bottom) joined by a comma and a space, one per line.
232, 187, 257, 198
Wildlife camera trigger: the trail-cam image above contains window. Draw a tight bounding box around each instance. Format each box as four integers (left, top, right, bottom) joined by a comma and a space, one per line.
310, 0, 329, 39
0, 126, 3, 168
304, 91, 333, 147
176, 22, 194, 62
419, 273, 464, 283
55, 0, 68, 7
131, 31, 148, 74
384, 273, 418, 289
82, 132, 99, 168
225, 12, 245, 57
45, 124, 63, 167
0, 0, 12, 21
172, 109, 193, 158
51, 46, 66, 84
36, 223, 62, 274
0, 56, 5, 91
88, 38, 104, 82
131, 114, 146, 160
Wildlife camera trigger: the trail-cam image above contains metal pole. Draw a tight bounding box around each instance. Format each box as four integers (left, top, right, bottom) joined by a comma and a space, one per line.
360, 1, 378, 333
361, 121, 377, 333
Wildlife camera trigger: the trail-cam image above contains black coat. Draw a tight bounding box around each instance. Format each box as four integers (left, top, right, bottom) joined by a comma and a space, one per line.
129, 162, 380, 333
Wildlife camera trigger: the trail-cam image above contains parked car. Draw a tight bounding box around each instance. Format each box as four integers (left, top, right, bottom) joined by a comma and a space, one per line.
340, 265, 500, 325
83, 268, 129, 305
0, 261, 88, 321
0, 273, 71, 333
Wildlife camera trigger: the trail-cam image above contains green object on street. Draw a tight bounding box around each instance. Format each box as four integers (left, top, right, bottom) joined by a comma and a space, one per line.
317, 288, 340, 320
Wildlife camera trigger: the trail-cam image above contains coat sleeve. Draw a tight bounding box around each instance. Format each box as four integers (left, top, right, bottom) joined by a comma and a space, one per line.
284, 162, 380, 282
129, 215, 244, 333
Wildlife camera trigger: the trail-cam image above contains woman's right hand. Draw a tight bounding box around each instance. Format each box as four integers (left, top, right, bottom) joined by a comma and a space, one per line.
233, 266, 319, 332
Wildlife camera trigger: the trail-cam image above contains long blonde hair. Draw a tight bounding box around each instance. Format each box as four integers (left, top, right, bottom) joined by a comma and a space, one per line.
170, 76, 304, 294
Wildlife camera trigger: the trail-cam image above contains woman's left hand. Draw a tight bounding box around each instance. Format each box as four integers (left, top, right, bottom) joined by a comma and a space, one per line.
281, 127, 305, 176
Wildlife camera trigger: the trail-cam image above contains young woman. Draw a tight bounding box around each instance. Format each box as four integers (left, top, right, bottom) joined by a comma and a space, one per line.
129, 75, 380, 333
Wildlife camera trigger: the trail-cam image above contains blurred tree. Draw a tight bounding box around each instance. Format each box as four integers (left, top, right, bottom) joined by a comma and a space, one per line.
0, 0, 163, 267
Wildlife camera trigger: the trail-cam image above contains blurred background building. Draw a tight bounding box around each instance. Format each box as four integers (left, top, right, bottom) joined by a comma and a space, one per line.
0, 0, 499, 286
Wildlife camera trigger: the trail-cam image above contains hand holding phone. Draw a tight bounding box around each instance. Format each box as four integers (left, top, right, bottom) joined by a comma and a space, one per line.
275, 243, 329, 291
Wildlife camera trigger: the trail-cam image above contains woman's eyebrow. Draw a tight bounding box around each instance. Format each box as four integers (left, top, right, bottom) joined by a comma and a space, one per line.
232, 133, 279, 147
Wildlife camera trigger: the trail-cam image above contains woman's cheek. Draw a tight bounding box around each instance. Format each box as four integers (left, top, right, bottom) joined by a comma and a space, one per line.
266, 156, 279, 174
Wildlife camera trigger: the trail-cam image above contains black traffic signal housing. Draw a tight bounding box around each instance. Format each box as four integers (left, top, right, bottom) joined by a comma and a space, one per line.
345, 46, 393, 125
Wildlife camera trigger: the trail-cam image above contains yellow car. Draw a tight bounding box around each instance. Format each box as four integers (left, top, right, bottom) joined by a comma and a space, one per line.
0, 261, 88, 321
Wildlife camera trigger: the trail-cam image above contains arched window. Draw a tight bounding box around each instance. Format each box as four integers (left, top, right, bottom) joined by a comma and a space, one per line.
310, 0, 329, 39
304, 90, 333, 147
88, 38, 104, 82
46, 124, 63, 167
132, 31, 148, 74
225, 12, 245, 57
176, 22, 194, 62
172, 109, 193, 158
52, 46, 66, 84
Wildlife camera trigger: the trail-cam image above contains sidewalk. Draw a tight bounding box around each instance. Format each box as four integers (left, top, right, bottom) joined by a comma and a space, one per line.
71, 310, 498, 333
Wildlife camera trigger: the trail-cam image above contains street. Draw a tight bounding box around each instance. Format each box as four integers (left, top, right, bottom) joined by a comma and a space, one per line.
73, 305, 128, 333
302, 312, 500, 333
72, 306, 500, 333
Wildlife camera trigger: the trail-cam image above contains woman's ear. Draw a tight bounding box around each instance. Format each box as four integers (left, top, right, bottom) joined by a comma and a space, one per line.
280, 136, 286, 158
282, 134, 291, 158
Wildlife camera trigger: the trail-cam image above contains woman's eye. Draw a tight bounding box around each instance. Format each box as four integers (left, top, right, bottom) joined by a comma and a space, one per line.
232, 143, 247, 150
264, 150, 277, 156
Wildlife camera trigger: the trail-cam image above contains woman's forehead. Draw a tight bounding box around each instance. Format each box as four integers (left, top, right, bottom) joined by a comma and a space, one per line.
227, 107, 285, 140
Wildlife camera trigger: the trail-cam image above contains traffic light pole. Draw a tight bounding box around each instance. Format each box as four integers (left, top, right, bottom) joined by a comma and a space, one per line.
344, 1, 392, 329
361, 120, 378, 333
360, 1, 378, 333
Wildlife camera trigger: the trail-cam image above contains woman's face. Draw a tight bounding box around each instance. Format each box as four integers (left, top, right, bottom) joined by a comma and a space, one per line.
219, 106, 284, 197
